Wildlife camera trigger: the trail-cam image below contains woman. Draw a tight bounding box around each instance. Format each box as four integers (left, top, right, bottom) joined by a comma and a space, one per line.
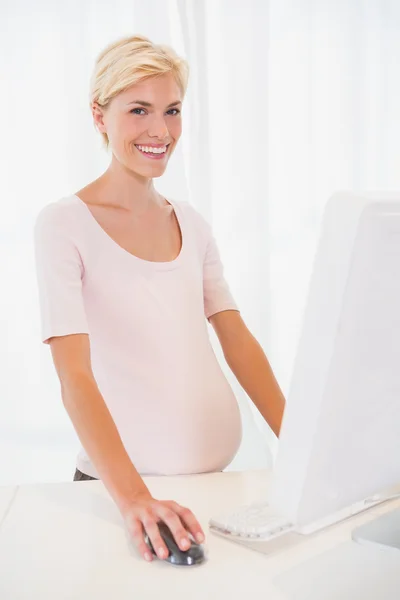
34, 35, 285, 562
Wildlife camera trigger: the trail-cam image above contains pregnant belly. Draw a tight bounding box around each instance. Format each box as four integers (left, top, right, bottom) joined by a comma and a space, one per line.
113, 372, 243, 476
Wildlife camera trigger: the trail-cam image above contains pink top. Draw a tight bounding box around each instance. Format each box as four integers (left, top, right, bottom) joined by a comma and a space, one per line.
34, 195, 242, 477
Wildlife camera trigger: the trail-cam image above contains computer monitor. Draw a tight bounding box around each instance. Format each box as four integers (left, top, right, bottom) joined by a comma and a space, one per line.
268, 191, 400, 548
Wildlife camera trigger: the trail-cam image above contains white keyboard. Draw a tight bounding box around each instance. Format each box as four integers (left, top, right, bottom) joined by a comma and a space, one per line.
209, 502, 294, 540
209, 492, 400, 542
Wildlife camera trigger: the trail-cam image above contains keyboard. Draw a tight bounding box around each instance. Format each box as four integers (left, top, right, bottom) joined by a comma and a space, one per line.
209, 492, 400, 544
209, 502, 294, 540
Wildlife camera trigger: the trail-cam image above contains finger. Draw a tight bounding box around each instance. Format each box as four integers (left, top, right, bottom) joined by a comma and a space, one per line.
142, 515, 169, 560
128, 518, 153, 562
164, 501, 205, 544
156, 507, 192, 551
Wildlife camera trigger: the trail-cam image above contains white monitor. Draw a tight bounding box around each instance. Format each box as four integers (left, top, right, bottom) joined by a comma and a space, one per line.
268, 191, 400, 538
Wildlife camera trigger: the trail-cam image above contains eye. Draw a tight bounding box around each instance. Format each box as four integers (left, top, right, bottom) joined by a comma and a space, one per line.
166, 108, 181, 116
130, 108, 146, 115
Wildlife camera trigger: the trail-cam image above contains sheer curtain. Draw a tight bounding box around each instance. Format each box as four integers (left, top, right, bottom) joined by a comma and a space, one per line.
1, 0, 399, 485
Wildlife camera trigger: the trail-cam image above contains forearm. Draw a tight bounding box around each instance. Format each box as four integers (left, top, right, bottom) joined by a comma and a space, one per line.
61, 374, 150, 513
224, 334, 286, 437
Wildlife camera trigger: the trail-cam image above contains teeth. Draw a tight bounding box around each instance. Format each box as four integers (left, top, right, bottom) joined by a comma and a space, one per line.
136, 145, 167, 154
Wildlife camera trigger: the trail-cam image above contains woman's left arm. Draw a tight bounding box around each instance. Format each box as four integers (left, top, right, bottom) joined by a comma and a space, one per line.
209, 310, 286, 438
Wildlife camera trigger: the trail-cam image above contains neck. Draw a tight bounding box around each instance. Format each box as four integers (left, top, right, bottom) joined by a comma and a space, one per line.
96, 155, 164, 214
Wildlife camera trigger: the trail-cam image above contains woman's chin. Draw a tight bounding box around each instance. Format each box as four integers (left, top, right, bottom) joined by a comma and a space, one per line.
133, 162, 168, 178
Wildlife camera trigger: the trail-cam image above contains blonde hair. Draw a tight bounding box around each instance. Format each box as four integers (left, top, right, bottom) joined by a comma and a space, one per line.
89, 35, 189, 149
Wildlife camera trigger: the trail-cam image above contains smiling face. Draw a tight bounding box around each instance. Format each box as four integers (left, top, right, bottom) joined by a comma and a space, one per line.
93, 73, 183, 179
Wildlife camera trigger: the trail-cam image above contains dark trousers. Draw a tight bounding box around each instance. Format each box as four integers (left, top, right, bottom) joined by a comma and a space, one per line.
73, 468, 99, 481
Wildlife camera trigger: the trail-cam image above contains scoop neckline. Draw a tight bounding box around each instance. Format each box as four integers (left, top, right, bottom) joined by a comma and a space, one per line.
71, 194, 185, 270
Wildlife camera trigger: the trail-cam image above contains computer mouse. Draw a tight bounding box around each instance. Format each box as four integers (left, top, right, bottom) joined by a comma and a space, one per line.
145, 522, 206, 567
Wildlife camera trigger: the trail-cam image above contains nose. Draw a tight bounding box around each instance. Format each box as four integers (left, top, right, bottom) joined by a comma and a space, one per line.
148, 113, 169, 140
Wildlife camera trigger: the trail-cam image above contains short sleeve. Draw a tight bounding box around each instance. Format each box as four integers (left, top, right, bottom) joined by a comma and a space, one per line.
202, 218, 239, 320
34, 203, 90, 344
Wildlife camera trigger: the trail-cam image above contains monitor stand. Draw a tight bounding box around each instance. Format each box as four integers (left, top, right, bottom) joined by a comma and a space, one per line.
352, 507, 400, 552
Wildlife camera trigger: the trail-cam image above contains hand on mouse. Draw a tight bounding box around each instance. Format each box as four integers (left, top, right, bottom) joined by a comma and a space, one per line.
121, 490, 205, 562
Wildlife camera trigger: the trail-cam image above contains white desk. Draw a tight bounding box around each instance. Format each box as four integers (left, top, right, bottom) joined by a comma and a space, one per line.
0, 470, 399, 600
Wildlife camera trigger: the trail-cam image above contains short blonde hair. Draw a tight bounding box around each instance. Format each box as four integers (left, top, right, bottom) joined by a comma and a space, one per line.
89, 34, 189, 149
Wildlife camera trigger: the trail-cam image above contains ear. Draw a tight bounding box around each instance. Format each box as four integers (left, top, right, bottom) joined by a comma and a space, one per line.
92, 102, 107, 134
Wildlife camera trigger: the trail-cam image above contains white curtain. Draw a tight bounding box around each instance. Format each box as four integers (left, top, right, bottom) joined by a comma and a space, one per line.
1, 0, 399, 485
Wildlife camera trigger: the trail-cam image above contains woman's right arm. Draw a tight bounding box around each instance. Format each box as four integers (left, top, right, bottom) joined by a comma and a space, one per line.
49, 332, 205, 561
50, 333, 150, 506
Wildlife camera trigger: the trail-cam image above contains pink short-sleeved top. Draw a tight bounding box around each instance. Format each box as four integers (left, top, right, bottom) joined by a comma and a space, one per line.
34, 195, 242, 477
